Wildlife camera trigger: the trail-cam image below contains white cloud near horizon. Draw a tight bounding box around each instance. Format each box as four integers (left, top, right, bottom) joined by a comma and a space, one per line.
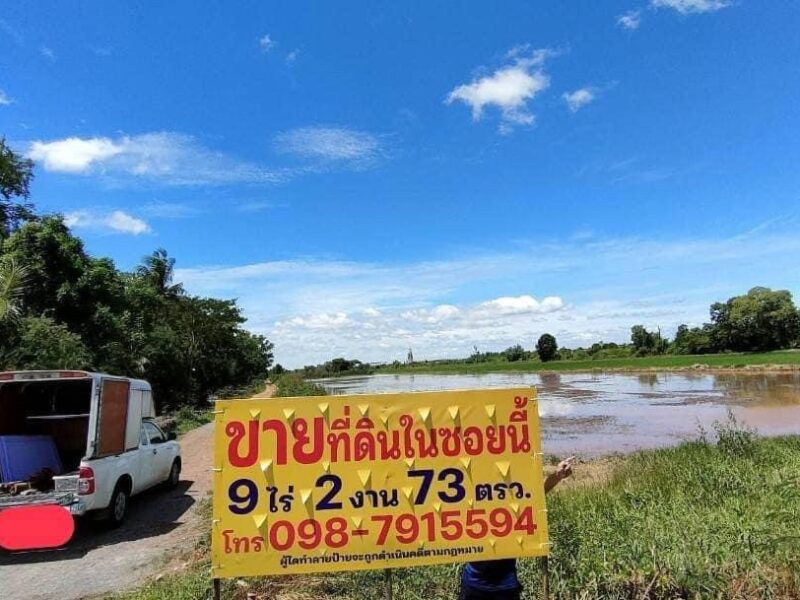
0, 90, 13, 105
64, 210, 151, 235
617, 10, 642, 30
563, 87, 596, 112
175, 225, 800, 367
446, 47, 554, 134
651, 0, 730, 14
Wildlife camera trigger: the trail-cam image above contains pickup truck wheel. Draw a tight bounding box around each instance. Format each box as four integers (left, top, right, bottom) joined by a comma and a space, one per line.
166, 459, 181, 489
108, 483, 129, 527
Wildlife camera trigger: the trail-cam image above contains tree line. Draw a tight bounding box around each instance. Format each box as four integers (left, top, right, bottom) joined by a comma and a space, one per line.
0, 138, 273, 411
513, 287, 800, 363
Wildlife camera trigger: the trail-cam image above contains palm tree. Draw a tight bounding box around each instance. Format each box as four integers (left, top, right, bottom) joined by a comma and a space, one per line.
0, 257, 29, 321
136, 248, 183, 297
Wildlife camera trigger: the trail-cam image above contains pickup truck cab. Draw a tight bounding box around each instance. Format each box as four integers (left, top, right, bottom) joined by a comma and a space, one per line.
0, 371, 181, 549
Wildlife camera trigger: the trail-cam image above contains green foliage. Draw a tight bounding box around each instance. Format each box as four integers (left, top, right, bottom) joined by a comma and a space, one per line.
520, 434, 800, 599
536, 333, 558, 362
118, 435, 800, 600
711, 287, 800, 352
172, 407, 213, 436
270, 363, 285, 376
672, 323, 716, 355
630, 325, 669, 356
275, 373, 328, 397
301, 357, 373, 378
2, 316, 91, 369
0, 138, 35, 238
0, 256, 29, 321
0, 218, 272, 412
502, 344, 526, 362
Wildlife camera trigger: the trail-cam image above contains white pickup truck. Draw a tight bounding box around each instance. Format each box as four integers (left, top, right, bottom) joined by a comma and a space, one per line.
0, 370, 181, 548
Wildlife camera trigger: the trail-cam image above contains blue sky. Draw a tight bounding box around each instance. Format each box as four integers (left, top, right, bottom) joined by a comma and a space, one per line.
2, 1, 799, 367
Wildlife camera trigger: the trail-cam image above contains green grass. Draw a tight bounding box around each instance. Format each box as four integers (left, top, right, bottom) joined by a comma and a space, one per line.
274, 372, 329, 397
374, 350, 800, 376
116, 428, 800, 599
172, 406, 214, 436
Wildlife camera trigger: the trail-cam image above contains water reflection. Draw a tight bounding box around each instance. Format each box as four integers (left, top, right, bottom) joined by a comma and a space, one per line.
315, 371, 800, 456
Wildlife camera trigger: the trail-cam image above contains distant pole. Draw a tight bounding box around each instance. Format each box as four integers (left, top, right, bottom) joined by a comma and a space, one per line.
541, 556, 549, 600
213, 578, 221, 600
384, 568, 393, 600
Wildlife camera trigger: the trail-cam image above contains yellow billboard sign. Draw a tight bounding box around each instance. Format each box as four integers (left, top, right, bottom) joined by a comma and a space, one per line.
212, 387, 548, 578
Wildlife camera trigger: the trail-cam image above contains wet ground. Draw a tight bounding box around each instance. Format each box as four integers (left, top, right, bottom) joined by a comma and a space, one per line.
316, 371, 800, 456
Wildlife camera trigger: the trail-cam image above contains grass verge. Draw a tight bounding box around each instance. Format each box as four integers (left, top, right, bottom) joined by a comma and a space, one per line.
375, 350, 800, 375
115, 427, 800, 600
274, 373, 328, 397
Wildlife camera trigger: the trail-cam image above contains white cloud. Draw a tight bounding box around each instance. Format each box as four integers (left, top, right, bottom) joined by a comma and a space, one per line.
0, 90, 13, 106
446, 47, 554, 133
651, 0, 730, 14
275, 126, 382, 166
281, 312, 352, 330
28, 137, 123, 173
286, 49, 299, 64
259, 34, 275, 52
401, 305, 461, 323
40, 46, 55, 60
64, 210, 151, 235
176, 224, 800, 367
477, 295, 564, 316
27, 132, 286, 185
617, 10, 642, 30
563, 87, 596, 112
27, 129, 386, 186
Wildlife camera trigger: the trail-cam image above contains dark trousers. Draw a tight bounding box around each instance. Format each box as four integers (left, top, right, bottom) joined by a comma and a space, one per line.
458, 583, 521, 600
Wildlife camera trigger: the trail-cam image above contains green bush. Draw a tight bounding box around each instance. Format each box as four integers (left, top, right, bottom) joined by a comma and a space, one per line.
275, 373, 328, 397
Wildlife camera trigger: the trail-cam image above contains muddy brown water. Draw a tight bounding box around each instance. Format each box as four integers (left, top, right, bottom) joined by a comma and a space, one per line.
315, 372, 800, 456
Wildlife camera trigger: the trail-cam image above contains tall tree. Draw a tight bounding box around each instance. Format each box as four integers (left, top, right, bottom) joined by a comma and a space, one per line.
630, 325, 668, 355
0, 138, 35, 238
710, 287, 800, 352
536, 333, 558, 362
137, 248, 183, 297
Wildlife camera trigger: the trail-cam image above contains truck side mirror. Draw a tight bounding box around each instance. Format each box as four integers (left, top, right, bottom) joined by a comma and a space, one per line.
168, 431, 177, 441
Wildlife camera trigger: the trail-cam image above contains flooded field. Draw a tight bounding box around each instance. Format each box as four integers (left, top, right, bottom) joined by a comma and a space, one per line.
315, 371, 800, 456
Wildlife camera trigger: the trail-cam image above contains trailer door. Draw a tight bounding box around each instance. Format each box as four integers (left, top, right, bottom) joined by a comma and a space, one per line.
95, 379, 130, 457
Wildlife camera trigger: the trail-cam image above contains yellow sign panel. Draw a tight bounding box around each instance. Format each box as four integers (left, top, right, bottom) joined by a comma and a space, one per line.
212, 387, 548, 578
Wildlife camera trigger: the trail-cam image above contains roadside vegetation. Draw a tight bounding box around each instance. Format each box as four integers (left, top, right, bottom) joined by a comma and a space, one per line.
274, 372, 329, 397
0, 138, 273, 413
377, 350, 800, 375
116, 422, 800, 600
